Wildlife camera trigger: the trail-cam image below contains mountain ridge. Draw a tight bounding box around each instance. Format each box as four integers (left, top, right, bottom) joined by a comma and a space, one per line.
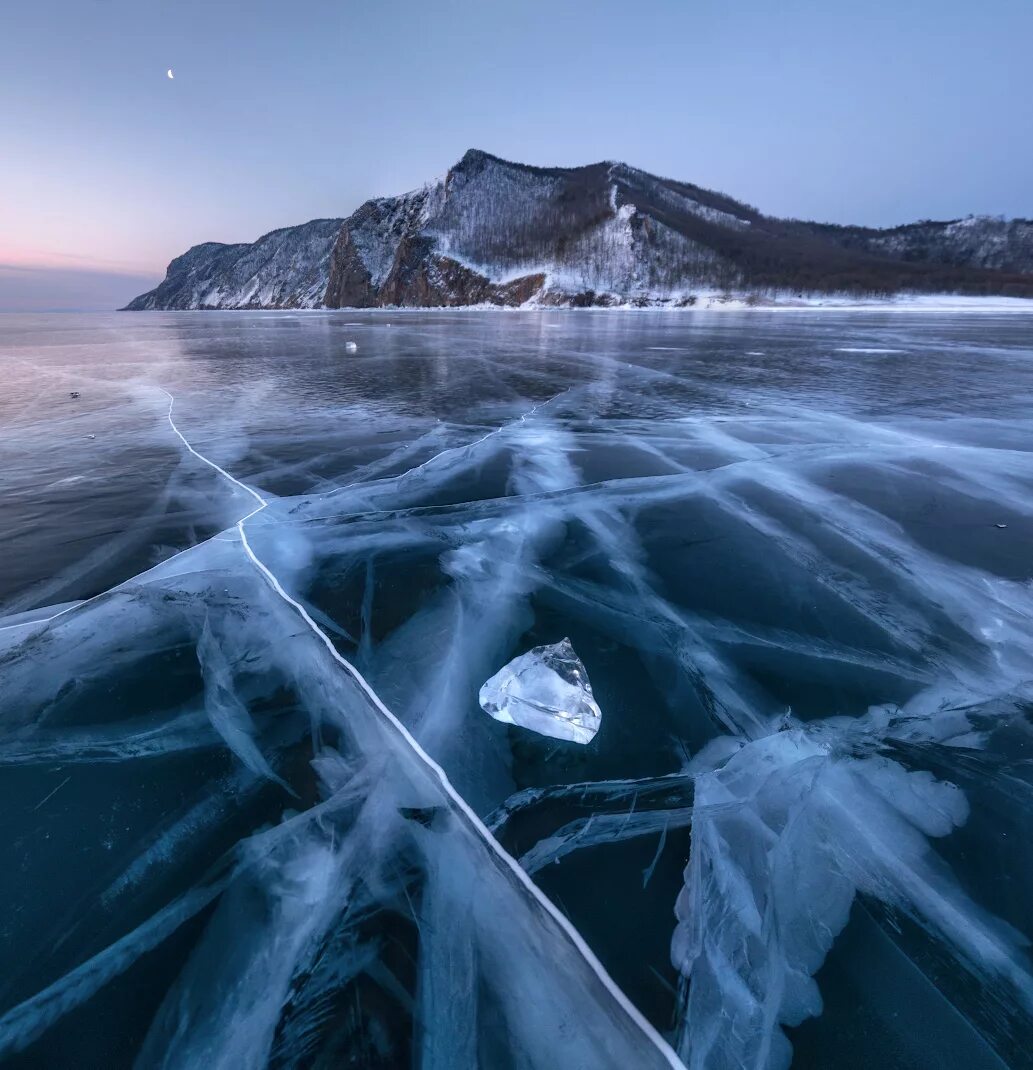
125, 149, 1033, 310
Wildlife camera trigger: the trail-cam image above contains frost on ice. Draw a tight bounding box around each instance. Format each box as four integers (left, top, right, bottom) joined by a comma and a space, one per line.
479, 637, 602, 744
670, 715, 1033, 1070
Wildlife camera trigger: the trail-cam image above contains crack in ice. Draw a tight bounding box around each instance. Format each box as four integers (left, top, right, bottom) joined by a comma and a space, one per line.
157, 387, 686, 1069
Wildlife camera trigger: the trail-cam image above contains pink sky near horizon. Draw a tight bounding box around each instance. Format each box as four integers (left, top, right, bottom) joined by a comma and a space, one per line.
0, 244, 162, 276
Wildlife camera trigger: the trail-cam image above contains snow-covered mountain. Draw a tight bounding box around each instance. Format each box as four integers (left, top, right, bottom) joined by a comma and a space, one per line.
806, 215, 1033, 275
125, 150, 1033, 310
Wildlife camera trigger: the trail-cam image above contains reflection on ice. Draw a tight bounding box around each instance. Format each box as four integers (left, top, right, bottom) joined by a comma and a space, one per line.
479, 637, 602, 744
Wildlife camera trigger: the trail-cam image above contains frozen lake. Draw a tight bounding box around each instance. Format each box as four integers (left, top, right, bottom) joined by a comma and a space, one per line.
1, 309, 1032, 1068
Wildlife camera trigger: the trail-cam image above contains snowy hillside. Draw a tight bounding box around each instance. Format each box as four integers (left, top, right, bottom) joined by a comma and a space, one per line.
126, 218, 344, 310
808, 215, 1033, 276
125, 150, 1033, 310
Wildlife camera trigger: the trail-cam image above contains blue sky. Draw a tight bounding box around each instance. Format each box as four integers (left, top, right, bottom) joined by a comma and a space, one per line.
2, 0, 1031, 309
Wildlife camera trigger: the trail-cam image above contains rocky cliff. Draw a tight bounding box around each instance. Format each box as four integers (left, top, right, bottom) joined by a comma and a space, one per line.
125, 150, 1033, 310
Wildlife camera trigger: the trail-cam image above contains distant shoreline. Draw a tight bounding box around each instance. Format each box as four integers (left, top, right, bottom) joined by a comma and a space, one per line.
111, 294, 1033, 314
8, 294, 1033, 315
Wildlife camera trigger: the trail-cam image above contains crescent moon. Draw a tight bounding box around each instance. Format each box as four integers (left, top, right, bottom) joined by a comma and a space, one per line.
167, 68, 174, 79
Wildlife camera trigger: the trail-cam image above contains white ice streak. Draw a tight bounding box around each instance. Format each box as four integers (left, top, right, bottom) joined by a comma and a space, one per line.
161, 389, 686, 1067
834, 347, 905, 354
7, 364, 1033, 1069
672, 717, 1033, 1070
354, 413, 583, 805
0, 389, 688, 1068
521, 807, 692, 875
196, 617, 295, 794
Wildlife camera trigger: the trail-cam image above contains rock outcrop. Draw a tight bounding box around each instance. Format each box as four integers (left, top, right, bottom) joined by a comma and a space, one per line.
125, 149, 1033, 310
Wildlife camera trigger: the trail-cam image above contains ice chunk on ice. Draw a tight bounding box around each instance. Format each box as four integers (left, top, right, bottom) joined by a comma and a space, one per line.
479, 638, 601, 744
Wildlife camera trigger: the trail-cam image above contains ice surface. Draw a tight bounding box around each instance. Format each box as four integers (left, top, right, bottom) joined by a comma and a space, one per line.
670, 715, 1033, 1070
479, 637, 602, 744
3, 311, 1033, 1069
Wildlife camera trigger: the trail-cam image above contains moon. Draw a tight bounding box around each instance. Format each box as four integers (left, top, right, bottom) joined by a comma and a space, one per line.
167, 68, 174, 80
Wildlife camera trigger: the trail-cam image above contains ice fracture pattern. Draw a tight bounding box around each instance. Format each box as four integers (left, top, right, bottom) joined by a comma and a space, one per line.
0, 309, 1032, 1069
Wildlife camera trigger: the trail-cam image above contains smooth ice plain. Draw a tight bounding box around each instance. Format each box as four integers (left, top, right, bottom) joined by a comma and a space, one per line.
1, 309, 1032, 1069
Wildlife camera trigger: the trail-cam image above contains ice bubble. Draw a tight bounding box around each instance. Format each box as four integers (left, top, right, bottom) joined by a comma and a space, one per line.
478, 638, 602, 744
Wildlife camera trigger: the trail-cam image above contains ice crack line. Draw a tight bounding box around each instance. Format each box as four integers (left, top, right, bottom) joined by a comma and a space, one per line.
159, 389, 685, 1069
0, 394, 263, 636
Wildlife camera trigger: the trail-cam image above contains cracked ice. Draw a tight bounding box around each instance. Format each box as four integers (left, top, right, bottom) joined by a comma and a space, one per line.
1, 310, 1032, 1069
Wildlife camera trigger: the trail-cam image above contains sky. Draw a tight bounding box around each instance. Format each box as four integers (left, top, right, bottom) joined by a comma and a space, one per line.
2, 0, 1031, 310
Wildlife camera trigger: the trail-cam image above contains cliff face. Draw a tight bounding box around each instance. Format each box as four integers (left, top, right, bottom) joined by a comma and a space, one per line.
125, 218, 345, 310
125, 150, 1033, 310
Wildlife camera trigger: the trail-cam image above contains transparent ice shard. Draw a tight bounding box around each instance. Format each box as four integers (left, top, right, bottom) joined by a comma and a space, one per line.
478, 637, 602, 744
